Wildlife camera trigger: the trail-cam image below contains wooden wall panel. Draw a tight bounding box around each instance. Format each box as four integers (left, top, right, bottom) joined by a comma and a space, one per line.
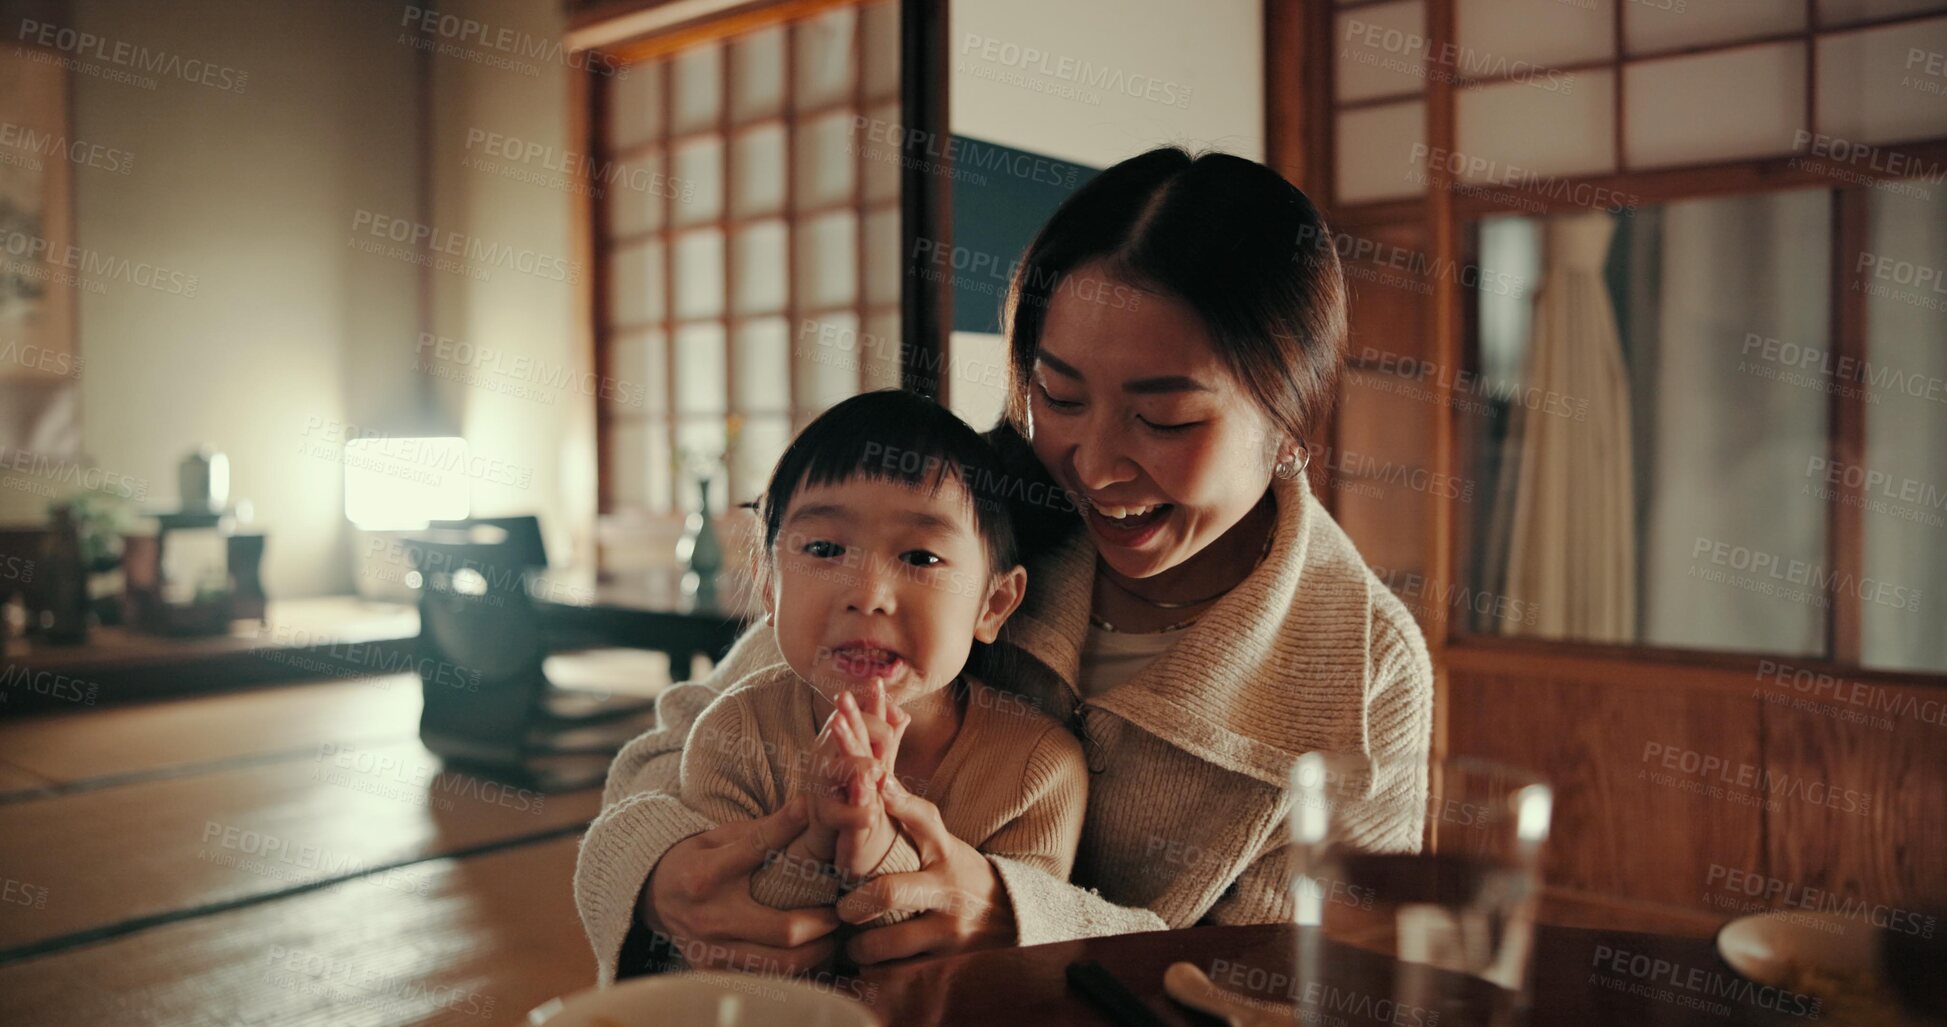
1761, 680, 1947, 907
1447, 665, 1765, 914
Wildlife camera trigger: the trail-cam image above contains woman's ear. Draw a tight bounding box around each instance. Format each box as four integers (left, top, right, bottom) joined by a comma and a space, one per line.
973, 564, 1029, 643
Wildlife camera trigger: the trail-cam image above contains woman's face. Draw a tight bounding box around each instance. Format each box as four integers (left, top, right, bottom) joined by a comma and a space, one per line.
1026, 263, 1285, 580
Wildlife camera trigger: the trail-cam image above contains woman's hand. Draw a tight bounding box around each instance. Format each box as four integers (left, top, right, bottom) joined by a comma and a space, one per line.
835, 774, 1018, 963
640, 796, 842, 975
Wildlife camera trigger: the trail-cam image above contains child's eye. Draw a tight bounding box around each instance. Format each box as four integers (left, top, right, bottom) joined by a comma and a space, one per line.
1035, 381, 1082, 411
900, 550, 943, 568
802, 540, 845, 559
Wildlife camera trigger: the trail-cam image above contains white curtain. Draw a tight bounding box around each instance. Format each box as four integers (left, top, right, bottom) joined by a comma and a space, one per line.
1497, 211, 1636, 643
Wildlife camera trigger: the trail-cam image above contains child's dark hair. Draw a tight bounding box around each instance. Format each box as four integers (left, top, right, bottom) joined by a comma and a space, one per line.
754, 390, 1019, 574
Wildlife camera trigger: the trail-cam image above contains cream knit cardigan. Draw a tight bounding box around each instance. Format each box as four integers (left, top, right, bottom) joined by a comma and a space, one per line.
574, 475, 1434, 985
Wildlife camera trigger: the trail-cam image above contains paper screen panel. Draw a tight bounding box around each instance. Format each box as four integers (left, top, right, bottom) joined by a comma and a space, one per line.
734, 416, 792, 504
1335, 1, 1426, 103
860, 100, 901, 204
861, 2, 900, 100
731, 220, 788, 317
795, 111, 858, 212
607, 152, 666, 239
670, 45, 723, 136
673, 229, 725, 321
1456, 71, 1616, 182
864, 311, 901, 391
730, 26, 785, 124
863, 206, 900, 308
731, 317, 791, 413
605, 329, 667, 414
1455, 0, 1614, 70
800, 311, 861, 413
1625, 43, 1807, 169
731, 124, 786, 218
1337, 100, 1427, 203
609, 61, 664, 150
673, 324, 728, 415
609, 421, 647, 508
1816, 17, 1947, 146
794, 6, 857, 112
672, 138, 724, 226
1624, 2, 1805, 57
795, 211, 858, 311
609, 241, 666, 327
1818, 0, 1947, 26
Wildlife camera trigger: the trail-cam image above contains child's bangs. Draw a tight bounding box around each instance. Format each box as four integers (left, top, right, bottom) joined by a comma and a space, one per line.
792, 426, 973, 506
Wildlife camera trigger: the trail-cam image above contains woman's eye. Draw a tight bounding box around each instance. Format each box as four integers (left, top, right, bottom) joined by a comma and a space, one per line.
1139, 417, 1199, 434
900, 550, 943, 568
802, 540, 844, 559
1035, 382, 1082, 411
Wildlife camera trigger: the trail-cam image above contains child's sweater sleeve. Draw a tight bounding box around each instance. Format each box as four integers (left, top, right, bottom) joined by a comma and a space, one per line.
677, 691, 843, 912
974, 722, 1088, 878
840, 718, 1089, 930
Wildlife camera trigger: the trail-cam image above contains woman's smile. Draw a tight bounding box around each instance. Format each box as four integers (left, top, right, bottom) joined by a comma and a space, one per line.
1081, 498, 1175, 549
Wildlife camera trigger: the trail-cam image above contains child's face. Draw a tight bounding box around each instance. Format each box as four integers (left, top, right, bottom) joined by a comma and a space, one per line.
764, 474, 1026, 707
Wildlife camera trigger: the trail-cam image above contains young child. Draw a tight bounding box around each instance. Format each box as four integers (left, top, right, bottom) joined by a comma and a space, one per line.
678, 390, 1087, 929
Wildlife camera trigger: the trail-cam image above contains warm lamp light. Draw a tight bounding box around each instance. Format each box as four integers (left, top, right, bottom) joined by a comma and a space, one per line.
343, 436, 471, 530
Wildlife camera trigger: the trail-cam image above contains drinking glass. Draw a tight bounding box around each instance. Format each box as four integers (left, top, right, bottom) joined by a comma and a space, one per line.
1289, 753, 1553, 1027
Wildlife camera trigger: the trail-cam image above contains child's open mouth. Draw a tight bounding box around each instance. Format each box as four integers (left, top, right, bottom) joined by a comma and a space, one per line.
828, 642, 906, 682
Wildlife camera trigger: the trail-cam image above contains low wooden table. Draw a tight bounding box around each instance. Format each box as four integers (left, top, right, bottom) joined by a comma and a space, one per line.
532, 568, 755, 674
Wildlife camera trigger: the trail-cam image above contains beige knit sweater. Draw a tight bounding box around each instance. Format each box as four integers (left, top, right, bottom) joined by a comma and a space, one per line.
574, 475, 1433, 985
680, 666, 1086, 924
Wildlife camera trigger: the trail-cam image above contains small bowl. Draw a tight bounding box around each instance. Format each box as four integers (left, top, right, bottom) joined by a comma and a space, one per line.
1716, 910, 1882, 988
528, 971, 880, 1027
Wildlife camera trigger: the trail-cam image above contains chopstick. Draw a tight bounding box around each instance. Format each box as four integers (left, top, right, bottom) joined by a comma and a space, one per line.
1066, 959, 1174, 1027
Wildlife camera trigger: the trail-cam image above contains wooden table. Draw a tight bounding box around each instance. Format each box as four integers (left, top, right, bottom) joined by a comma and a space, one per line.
854, 921, 1823, 1027
532, 568, 756, 676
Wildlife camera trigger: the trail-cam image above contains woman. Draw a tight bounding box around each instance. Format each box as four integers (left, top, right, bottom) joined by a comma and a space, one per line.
574, 147, 1433, 984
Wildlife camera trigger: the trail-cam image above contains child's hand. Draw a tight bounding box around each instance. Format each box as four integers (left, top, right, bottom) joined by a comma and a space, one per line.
809, 681, 909, 879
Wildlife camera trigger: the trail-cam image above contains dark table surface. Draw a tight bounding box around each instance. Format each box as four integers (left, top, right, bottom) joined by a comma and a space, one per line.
855, 921, 1829, 1026
530, 568, 756, 669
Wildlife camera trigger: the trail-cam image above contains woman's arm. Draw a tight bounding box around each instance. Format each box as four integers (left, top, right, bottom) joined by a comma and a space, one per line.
574, 622, 838, 985
837, 760, 1166, 964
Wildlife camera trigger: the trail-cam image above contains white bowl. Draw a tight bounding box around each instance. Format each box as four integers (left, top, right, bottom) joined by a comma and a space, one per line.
528, 971, 880, 1027
1716, 910, 1882, 988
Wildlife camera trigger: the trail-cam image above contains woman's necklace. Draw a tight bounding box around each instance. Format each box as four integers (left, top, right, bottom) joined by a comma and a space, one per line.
1089, 511, 1276, 634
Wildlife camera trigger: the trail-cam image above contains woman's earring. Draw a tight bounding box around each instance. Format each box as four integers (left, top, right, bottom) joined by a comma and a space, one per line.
1274, 448, 1311, 480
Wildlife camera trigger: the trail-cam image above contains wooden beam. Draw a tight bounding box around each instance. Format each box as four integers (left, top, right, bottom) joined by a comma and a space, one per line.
1825, 188, 1870, 664
898, 0, 949, 401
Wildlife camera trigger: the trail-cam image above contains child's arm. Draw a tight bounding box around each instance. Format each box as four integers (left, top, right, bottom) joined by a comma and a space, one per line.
967, 723, 1088, 879
678, 693, 838, 912
750, 687, 908, 909
840, 720, 1089, 930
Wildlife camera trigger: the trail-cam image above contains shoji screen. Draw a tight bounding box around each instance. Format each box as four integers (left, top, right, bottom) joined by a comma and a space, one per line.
598, 2, 902, 517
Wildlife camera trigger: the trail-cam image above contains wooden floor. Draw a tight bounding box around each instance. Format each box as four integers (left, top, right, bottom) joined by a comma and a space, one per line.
0, 674, 604, 1026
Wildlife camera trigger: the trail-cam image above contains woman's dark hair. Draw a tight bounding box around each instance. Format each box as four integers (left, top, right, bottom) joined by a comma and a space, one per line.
755, 389, 1018, 574
999, 146, 1348, 460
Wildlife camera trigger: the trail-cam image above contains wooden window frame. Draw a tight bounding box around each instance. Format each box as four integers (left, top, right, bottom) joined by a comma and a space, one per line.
569, 0, 950, 541
1270, 0, 1947, 685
